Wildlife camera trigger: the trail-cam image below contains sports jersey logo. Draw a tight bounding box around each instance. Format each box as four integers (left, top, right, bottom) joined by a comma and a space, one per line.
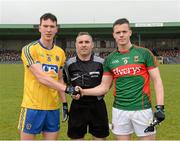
47, 54, 52, 62
112, 66, 141, 76
89, 71, 100, 75
56, 56, 60, 61
112, 60, 119, 64
134, 56, 139, 62
40, 53, 44, 57
122, 57, 130, 64
42, 64, 58, 74
46, 54, 52, 57
26, 123, 32, 130
47, 56, 51, 62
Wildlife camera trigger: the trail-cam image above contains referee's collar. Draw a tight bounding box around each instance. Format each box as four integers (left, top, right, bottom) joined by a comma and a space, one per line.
76, 54, 94, 62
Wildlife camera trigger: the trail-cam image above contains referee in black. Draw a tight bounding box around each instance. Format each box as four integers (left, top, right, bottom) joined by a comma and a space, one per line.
64, 32, 109, 140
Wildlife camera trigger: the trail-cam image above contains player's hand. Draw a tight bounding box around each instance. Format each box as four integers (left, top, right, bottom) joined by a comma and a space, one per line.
65, 85, 80, 96
62, 102, 68, 122
154, 105, 165, 123
76, 86, 83, 96
70, 86, 81, 100
71, 93, 81, 100
144, 105, 165, 133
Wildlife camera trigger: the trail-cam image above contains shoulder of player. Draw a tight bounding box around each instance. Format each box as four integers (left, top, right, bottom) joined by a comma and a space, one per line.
105, 50, 117, 60
21, 40, 39, 55
93, 55, 104, 64
66, 56, 77, 67
133, 45, 153, 55
53, 44, 65, 53
133, 45, 151, 52
22, 40, 38, 50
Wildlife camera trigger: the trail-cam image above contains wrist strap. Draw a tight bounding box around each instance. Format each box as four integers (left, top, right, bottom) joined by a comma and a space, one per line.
63, 102, 68, 107
155, 105, 164, 110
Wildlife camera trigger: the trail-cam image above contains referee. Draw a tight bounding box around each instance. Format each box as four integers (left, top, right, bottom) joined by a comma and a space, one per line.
64, 32, 109, 140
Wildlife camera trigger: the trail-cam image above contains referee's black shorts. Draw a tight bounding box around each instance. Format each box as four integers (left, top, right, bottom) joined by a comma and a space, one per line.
67, 99, 109, 139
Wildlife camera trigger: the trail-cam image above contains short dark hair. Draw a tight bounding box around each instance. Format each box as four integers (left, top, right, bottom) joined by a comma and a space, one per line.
113, 18, 130, 30
76, 32, 93, 42
40, 13, 57, 25
77, 32, 91, 37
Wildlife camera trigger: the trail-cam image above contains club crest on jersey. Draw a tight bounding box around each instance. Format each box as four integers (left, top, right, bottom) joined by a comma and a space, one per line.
134, 56, 139, 62
47, 56, 51, 62
122, 57, 129, 64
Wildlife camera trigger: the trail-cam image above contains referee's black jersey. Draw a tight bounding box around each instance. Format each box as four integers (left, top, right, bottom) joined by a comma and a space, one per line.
64, 55, 104, 102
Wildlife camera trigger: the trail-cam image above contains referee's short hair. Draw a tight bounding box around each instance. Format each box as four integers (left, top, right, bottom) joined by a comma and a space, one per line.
76, 32, 93, 42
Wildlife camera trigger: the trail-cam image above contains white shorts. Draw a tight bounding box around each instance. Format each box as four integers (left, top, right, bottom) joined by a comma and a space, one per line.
111, 107, 156, 137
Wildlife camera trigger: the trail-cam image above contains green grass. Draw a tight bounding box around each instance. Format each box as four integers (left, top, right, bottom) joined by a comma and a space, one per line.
0, 64, 180, 140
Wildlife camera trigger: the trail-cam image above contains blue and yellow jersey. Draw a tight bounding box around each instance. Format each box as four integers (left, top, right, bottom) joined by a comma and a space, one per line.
21, 40, 66, 110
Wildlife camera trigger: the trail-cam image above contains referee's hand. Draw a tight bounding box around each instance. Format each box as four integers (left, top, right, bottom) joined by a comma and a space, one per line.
71, 86, 81, 100
71, 94, 81, 100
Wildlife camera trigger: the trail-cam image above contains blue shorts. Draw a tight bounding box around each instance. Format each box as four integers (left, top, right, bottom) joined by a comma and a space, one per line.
18, 107, 60, 134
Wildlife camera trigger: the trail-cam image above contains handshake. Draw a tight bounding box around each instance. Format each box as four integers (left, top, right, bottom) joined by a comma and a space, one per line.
65, 85, 81, 96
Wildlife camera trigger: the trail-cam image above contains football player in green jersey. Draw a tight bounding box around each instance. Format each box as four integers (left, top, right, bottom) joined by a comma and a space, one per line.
78, 18, 165, 140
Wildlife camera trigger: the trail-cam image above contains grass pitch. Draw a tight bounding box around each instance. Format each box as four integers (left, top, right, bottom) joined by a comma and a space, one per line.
0, 64, 180, 140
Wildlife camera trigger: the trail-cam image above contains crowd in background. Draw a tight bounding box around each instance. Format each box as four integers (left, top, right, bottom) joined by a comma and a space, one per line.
0, 47, 180, 64
66, 47, 180, 58
0, 49, 21, 63
156, 48, 180, 57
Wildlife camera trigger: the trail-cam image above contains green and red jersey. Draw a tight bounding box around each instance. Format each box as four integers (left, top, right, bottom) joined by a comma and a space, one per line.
103, 45, 158, 110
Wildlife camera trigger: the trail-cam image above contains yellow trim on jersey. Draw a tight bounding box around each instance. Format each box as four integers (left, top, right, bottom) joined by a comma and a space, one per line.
18, 108, 27, 131
21, 41, 66, 110
22, 41, 38, 66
